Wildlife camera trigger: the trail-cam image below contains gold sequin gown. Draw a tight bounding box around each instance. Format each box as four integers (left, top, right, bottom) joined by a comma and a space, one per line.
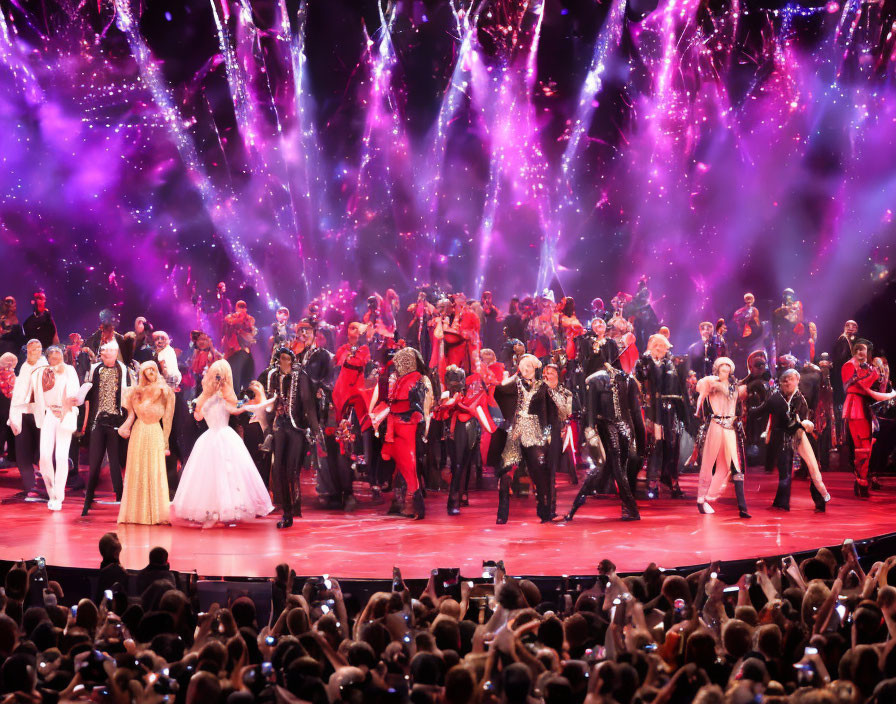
118, 388, 174, 525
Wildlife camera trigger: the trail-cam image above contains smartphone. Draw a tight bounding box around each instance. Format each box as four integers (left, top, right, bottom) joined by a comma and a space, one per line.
481, 561, 498, 579
723, 586, 740, 594
261, 662, 274, 678
104, 589, 113, 601
322, 574, 332, 590
71, 605, 78, 618
805, 646, 818, 656
392, 567, 401, 592
264, 635, 276, 646
36, 556, 46, 571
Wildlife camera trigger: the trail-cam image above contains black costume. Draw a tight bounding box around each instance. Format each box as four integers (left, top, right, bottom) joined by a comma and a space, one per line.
490, 376, 561, 524
267, 357, 320, 527
635, 352, 687, 498
81, 360, 132, 514
748, 389, 826, 511
565, 367, 644, 521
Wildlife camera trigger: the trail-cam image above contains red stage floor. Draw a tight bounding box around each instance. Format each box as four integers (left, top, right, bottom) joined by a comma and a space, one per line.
0, 468, 890, 579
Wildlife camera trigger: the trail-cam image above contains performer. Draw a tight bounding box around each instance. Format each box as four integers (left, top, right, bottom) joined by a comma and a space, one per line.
0, 297, 24, 360
22, 291, 58, 350
269, 307, 293, 356
731, 293, 763, 369
0, 353, 16, 462
32, 346, 80, 511
117, 362, 175, 525
84, 309, 125, 357
491, 354, 561, 524
154, 331, 190, 497
221, 300, 257, 395
332, 322, 371, 419
267, 347, 320, 529
564, 363, 644, 522
841, 340, 896, 496
433, 295, 481, 380
480, 291, 503, 352
544, 363, 576, 514
188, 332, 221, 397
436, 366, 495, 515
687, 321, 723, 380
772, 288, 807, 360
580, 317, 619, 378
694, 357, 749, 518
172, 360, 274, 526
635, 334, 687, 499
407, 291, 435, 362
831, 320, 858, 446
374, 347, 432, 519
526, 298, 556, 360
81, 341, 133, 516
741, 350, 773, 462
749, 369, 831, 511
8, 340, 48, 498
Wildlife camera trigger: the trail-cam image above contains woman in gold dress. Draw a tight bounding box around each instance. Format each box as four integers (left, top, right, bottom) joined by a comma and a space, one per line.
117, 361, 174, 524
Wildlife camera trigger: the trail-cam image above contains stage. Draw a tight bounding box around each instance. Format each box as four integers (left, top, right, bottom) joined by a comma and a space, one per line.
0, 468, 889, 579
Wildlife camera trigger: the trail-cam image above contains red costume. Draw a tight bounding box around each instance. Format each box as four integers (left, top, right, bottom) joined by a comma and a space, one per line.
842, 358, 880, 486
378, 348, 428, 516
433, 308, 480, 382
333, 343, 372, 430
221, 307, 256, 357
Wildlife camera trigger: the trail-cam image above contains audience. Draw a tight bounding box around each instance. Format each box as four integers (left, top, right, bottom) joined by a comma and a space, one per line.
1, 539, 895, 702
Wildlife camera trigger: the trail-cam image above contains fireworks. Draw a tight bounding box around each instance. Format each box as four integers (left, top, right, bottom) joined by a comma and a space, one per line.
0, 0, 893, 338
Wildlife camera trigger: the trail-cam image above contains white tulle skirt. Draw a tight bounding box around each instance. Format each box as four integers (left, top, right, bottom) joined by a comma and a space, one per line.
171, 425, 274, 524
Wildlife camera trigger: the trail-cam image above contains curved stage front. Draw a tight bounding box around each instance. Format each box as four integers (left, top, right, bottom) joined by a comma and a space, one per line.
0, 470, 889, 579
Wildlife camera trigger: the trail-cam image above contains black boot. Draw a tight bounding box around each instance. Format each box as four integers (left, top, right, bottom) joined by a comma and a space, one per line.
496, 475, 511, 524
411, 489, 425, 520
669, 482, 685, 499
564, 490, 589, 522
734, 480, 751, 518
276, 515, 293, 529
388, 485, 405, 515
447, 494, 460, 516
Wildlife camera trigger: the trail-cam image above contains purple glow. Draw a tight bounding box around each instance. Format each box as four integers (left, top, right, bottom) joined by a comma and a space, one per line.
0, 0, 893, 341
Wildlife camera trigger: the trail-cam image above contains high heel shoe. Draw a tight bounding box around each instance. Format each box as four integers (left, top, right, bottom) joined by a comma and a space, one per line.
697, 501, 714, 514
739, 509, 752, 519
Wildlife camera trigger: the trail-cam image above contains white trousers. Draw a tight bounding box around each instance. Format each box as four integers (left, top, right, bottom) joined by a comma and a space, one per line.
39, 411, 73, 503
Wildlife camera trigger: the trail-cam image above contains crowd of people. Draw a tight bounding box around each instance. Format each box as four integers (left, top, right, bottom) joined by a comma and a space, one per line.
3, 534, 896, 702
0, 281, 894, 526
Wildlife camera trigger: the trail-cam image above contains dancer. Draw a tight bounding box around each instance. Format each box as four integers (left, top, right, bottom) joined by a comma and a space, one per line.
564, 364, 643, 522
635, 334, 687, 499
8, 339, 48, 499
491, 354, 560, 524
436, 366, 495, 515
841, 339, 896, 496
749, 369, 831, 511
32, 346, 80, 511
375, 347, 432, 519
22, 291, 58, 350
694, 357, 750, 518
81, 341, 134, 515
172, 360, 274, 526
267, 347, 320, 529
687, 321, 723, 380
117, 361, 174, 525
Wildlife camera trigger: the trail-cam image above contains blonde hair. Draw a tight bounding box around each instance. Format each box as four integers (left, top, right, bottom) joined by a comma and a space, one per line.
196, 359, 238, 410
131, 361, 170, 406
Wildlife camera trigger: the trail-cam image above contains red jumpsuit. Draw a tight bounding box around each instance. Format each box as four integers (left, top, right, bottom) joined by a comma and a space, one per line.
842, 359, 880, 485
381, 371, 425, 494
333, 344, 372, 430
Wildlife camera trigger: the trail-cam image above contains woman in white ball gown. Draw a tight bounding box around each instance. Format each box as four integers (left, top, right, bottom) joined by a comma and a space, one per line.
172, 359, 274, 527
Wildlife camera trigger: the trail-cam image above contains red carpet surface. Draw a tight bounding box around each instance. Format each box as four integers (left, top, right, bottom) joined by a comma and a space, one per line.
0, 469, 888, 579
